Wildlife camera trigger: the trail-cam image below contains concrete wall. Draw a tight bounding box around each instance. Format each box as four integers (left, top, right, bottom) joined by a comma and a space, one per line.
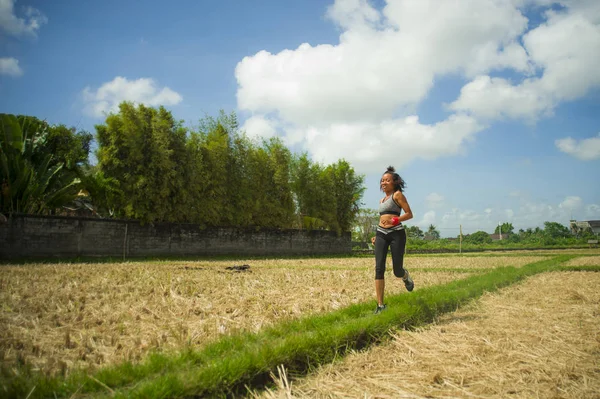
0, 214, 351, 259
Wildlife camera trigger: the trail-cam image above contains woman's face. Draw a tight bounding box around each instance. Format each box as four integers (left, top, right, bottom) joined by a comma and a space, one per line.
380, 173, 394, 192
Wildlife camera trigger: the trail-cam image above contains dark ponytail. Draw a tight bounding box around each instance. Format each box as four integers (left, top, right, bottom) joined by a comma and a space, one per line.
384, 165, 406, 192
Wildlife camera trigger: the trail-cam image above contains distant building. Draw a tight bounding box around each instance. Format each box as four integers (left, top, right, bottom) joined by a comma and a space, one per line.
570, 220, 600, 235
489, 233, 510, 241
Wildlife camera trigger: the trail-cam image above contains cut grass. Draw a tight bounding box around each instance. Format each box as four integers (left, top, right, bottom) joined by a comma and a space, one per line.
1, 255, 573, 398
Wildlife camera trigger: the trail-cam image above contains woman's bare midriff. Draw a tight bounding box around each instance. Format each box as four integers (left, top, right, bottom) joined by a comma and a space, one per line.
379, 214, 399, 228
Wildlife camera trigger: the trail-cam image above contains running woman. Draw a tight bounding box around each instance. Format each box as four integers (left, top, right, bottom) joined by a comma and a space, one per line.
371, 166, 414, 314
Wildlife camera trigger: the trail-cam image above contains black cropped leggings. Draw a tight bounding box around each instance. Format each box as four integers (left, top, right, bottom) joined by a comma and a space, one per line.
374, 228, 406, 280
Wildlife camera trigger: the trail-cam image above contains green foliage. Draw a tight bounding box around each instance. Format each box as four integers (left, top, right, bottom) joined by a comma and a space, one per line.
291, 154, 332, 229
505, 232, 521, 244
31, 122, 92, 170
580, 227, 596, 239
326, 159, 365, 233
78, 166, 122, 217
258, 138, 295, 227
190, 113, 297, 228
0, 114, 85, 215
290, 155, 364, 233
195, 116, 234, 225
406, 225, 424, 239
542, 221, 571, 239
494, 222, 514, 235
92, 104, 364, 230
352, 208, 378, 242
464, 230, 493, 244
425, 224, 440, 240
1, 105, 366, 229
388, 221, 595, 252
95, 103, 188, 223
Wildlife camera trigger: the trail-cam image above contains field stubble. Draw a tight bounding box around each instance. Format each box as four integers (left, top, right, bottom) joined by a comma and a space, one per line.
564, 255, 600, 266
255, 271, 600, 399
0, 256, 547, 376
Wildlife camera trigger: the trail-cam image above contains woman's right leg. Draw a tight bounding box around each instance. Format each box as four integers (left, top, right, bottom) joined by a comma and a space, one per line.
374, 232, 389, 306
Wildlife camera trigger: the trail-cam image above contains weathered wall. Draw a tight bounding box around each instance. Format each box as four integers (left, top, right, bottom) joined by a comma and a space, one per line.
0, 214, 351, 259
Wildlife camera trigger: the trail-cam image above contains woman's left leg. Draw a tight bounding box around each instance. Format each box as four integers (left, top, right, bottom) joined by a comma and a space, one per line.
390, 229, 414, 291
389, 229, 407, 278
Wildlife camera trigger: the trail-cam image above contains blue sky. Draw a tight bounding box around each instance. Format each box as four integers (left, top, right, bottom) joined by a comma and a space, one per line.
1, 0, 599, 236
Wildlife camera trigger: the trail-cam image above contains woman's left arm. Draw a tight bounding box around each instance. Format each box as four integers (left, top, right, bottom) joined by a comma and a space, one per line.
394, 191, 413, 223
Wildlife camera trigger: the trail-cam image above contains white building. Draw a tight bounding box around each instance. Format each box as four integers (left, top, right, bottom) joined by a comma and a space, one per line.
570, 220, 600, 235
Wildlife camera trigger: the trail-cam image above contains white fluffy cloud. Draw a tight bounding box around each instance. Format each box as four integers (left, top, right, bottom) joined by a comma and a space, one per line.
235, 0, 599, 172
237, 0, 530, 124
82, 77, 183, 118
0, 56, 22, 77
326, 0, 381, 31
449, 76, 552, 121
442, 208, 488, 225
450, 4, 600, 121
0, 0, 47, 78
0, 0, 47, 37
240, 115, 278, 140
559, 196, 583, 211
284, 114, 483, 169
417, 210, 436, 229
555, 133, 600, 160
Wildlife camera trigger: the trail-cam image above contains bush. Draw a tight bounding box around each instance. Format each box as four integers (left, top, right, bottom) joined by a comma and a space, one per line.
464, 231, 492, 245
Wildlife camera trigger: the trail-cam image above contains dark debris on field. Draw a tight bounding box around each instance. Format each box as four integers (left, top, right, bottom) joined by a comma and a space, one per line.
225, 264, 251, 272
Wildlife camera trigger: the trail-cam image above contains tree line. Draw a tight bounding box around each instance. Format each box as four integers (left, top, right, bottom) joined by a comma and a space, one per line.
352, 211, 594, 247
458, 221, 595, 246
0, 103, 365, 232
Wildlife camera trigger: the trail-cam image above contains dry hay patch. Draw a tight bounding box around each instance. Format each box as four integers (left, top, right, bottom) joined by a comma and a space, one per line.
564, 256, 600, 267
0, 259, 471, 375
404, 255, 548, 270
256, 271, 600, 399
488, 248, 600, 256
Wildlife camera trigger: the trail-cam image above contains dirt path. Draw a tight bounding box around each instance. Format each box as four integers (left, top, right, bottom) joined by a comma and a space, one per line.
256, 271, 600, 398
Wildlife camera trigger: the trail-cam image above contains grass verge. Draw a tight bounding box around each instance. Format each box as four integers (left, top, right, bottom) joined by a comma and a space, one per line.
413, 267, 487, 274
1, 255, 573, 398
561, 265, 600, 272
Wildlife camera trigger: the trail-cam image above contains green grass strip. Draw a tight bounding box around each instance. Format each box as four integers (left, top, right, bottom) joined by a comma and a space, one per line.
560, 265, 600, 272
2, 255, 574, 398
412, 267, 486, 273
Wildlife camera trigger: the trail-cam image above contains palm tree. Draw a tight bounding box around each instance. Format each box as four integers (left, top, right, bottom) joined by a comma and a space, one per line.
426, 224, 441, 240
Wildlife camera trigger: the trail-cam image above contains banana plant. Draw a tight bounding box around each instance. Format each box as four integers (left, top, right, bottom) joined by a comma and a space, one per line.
0, 113, 81, 215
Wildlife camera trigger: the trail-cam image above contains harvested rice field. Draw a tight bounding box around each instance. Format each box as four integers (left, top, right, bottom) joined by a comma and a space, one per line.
254, 271, 600, 399
564, 255, 600, 267
0, 256, 548, 376
477, 248, 600, 256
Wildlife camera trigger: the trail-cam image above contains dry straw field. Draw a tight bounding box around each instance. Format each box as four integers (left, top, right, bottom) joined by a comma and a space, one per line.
254, 270, 600, 399
1, 255, 548, 376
